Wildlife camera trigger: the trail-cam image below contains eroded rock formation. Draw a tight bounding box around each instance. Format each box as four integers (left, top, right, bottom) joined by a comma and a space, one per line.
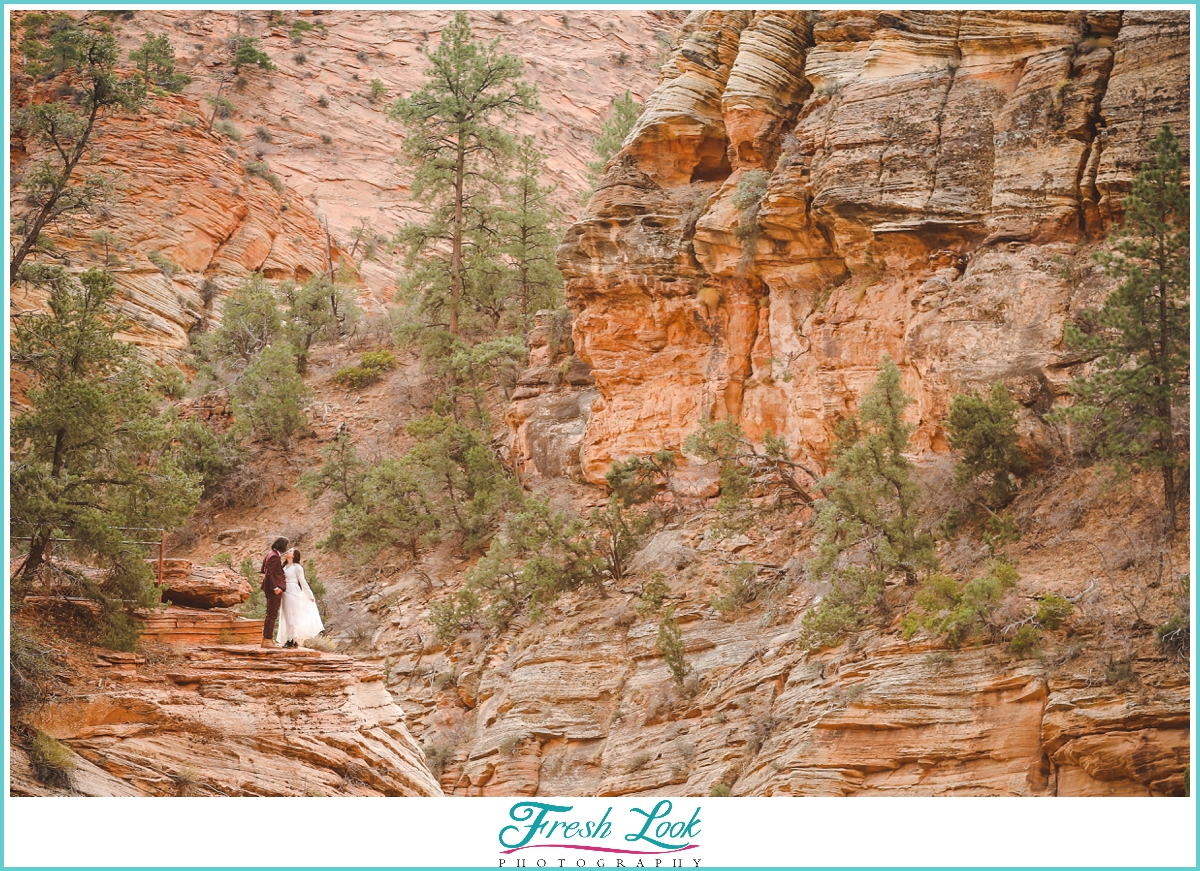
558, 9, 1189, 484
11, 644, 442, 797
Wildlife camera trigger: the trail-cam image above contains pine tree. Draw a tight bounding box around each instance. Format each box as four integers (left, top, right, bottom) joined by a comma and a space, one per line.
586, 90, 642, 190
1058, 125, 1190, 531
388, 12, 537, 338
814, 357, 936, 583
129, 33, 191, 92
231, 343, 312, 445
945, 382, 1029, 507
12, 268, 201, 582
503, 136, 563, 333
11, 26, 145, 282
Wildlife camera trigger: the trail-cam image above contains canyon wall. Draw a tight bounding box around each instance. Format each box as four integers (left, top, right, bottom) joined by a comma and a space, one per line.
558, 9, 1189, 483
9, 10, 678, 361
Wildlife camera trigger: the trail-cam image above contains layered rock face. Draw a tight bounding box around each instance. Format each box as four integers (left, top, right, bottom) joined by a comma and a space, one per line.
559, 9, 1189, 483
11, 645, 442, 797
9, 10, 679, 362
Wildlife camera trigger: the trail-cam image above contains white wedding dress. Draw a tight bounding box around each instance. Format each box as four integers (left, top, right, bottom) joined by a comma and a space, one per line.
276, 563, 324, 645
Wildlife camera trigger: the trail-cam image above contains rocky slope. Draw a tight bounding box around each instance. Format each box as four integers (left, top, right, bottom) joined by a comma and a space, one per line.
10, 630, 442, 797
9, 10, 1190, 799
9, 10, 680, 360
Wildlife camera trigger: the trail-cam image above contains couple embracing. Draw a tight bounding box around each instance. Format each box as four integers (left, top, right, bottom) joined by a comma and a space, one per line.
260, 536, 324, 649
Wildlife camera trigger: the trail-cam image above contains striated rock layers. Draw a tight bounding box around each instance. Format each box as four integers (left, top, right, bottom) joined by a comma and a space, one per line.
558, 9, 1189, 484
11, 645, 442, 797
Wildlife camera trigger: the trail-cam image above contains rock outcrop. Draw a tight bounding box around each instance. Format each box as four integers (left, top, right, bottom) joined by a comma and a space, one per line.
9, 10, 681, 362
12, 644, 442, 797
558, 9, 1189, 484
157, 559, 251, 609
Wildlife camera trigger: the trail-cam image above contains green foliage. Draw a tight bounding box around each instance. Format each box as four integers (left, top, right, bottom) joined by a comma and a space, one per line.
254, 125, 273, 143
1008, 624, 1041, 658
1155, 575, 1190, 660
231, 343, 312, 445
30, 731, 75, 789
333, 349, 397, 389
813, 357, 936, 584
130, 32, 191, 92
798, 566, 885, 651
732, 169, 771, 258
709, 783, 732, 797
711, 562, 760, 616
455, 499, 604, 633
194, 273, 281, 368
329, 456, 438, 559
304, 558, 326, 601
10, 25, 145, 281
945, 383, 1029, 507
239, 556, 266, 619
1035, 594, 1073, 630
300, 432, 367, 508
10, 629, 61, 714
586, 90, 642, 189
899, 560, 1019, 647
685, 418, 814, 530
230, 35, 275, 72
147, 249, 181, 276
206, 93, 236, 119
172, 415, 248, 497
289, 19, 315, 42
212, 551, 232, 566
244, 160, 284, 193
277, 274, 357, 370
213, 119, 241, 141
387, 11, 538, 338
657, 605, 690, 690
982, 512, 1021, 556
636, 573, 670, 616
500, 136, 564, 332
11, 268, 201, 613
1053, 125, 1190, 528
369, 78, 388, 103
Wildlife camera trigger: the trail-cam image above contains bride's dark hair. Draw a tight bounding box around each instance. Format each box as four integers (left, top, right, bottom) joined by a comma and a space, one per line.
292, 548, 302, 563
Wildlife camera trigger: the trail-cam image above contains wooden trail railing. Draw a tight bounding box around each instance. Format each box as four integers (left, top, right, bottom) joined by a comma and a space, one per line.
12, 527, 168, 585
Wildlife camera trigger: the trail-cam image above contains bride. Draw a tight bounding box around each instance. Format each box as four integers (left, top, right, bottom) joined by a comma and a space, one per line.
276, 548, 324, 647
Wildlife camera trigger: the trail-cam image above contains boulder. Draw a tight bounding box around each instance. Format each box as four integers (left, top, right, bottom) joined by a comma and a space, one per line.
161, 565, 251, 609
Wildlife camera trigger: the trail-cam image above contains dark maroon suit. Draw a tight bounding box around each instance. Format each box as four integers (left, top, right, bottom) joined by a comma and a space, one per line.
261, 550, 286, 640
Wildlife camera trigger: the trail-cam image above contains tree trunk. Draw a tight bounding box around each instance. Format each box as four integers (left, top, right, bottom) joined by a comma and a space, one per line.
450, 137, 465, 336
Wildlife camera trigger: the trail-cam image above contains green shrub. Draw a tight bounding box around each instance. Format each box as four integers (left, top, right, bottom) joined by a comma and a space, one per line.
1035, 594, 1072, 630
232, 343, 312, 445
945, 383, 1029, 507
1008, 624, 1041, 658
636, 573, 670, 616
333, 365, 380, 389
710, 783, 732, 796
369, 78, 387, 103
799, 566, 885, 651
254, 125, 272, 142
30, 731, 75, 789
303, 558, 326, 600
321, 133, 332, 145
424, 743, 456, 778
213, 119, 241, 141
1155, 575, 1190, 659
244, 160, 285, 194
212, 551, 232, 566
239, 557, 265, 618
147, 249, 181, 276
899, 560, 1019, 647
711, 562, 759, 615
657, 605, 690, 690
295, 51, 308, 64
100, 608, 142, 652
206, 94, 236, 118
10, 629, 60, 714
334, 350, 398, 389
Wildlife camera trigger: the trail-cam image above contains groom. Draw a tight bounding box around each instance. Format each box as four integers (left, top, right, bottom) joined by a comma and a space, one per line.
260, 536, 289, 648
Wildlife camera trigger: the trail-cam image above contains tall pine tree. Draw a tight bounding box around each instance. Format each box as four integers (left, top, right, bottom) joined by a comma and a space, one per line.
1059, 125, 1190, 530
586, 90, 642, 191
388, 12, 537, 338
504, 136, 563, 333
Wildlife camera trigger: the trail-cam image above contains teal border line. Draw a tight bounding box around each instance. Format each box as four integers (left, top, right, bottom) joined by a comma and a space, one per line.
2, 1, 1196, 870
